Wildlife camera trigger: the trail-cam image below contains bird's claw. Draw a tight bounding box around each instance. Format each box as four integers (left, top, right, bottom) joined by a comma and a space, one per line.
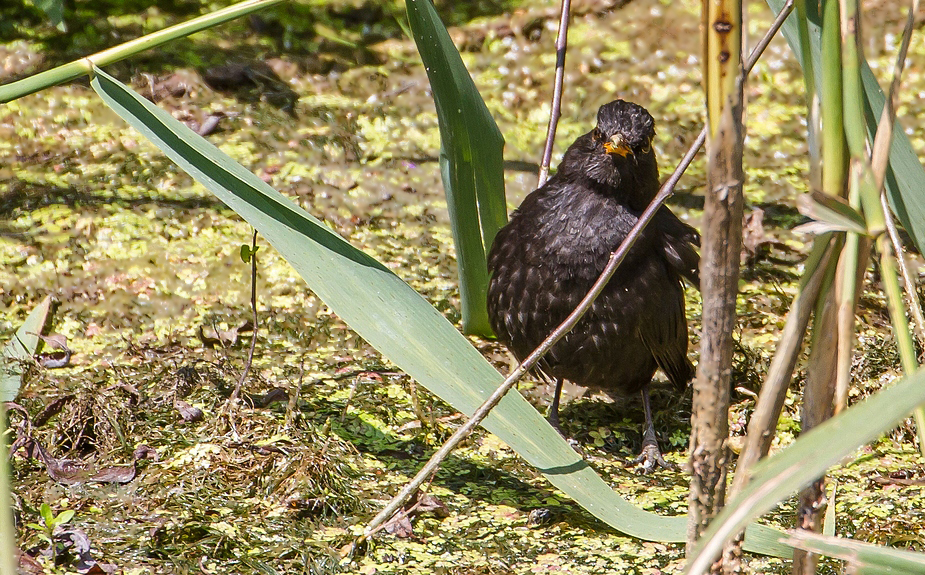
630, 443, 676, 474
547, 417, 587, 458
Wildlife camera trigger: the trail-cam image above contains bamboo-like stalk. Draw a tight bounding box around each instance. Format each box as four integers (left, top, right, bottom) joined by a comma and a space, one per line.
821, 0, 858, 423
789, 2, 864, 572
820, 0, 847, 198
793, 0, 822, 192
0, 406, 15, 575
834, 174, 866, 416
689, 0, 744, 569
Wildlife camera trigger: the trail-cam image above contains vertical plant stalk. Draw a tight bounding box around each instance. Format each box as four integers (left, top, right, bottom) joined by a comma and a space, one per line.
537, 0, 572, 188
794, 272, 840, 575
882, 192, 925, 351
793, 0, 822, 192
819, 0, 846, 199
819, 0, 859, 430
791, 2, 867, 570
229, 230, 260, 406
689, 0, 743, 570
0, 405, 15, 575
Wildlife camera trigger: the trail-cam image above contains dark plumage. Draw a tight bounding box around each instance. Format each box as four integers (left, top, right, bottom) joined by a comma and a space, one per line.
487, 100, 700, 471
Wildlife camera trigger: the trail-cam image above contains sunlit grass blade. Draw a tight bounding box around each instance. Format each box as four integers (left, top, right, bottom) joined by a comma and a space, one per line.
783, 530, 925, 574
685, 366, 925, 574
794, 191, 866, 235
88, 65, 793, 557
0, 0, 284, 103
1, 296, 52, 402
406, 0, 506, 337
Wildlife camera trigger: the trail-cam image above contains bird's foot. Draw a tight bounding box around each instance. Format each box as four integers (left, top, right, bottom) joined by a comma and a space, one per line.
630, 443, 676, 474
546, 416, 586, 457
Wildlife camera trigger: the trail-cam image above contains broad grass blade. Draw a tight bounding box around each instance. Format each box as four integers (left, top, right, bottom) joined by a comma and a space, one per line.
407, 0, 507, 337
1, 296, 52, 402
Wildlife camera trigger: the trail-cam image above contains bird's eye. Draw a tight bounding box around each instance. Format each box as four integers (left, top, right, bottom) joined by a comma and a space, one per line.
639, 138, 652, 154
592, 128, 603, 141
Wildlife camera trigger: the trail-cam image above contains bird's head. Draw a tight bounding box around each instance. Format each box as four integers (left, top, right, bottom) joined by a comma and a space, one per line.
560, 100, 658, 198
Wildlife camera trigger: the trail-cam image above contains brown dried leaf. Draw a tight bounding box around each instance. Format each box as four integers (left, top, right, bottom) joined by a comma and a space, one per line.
384, 512, 414, 537
33, 395, 74, 427
742, 208, 766, 256
243, 387, 288, 408
176, 400, 204, 423
30, 438, 145, 485
414, 493, 450, 518
133, 444, 158, 461
85, 464, 138, 484
17, 550, 44, 575
37, 333, 69, 350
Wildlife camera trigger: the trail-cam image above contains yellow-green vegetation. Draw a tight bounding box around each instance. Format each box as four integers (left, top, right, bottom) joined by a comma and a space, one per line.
2, 0, 925, 573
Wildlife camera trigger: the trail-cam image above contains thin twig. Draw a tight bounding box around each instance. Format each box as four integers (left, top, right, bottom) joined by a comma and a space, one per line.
881, 191, 925, 349
537, 0, 572, 188
359, 0, 794, 545
229, 229, 259, 405
286, 358, 305, 427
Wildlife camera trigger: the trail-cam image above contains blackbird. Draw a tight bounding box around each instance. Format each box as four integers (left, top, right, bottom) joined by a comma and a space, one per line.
487, 100, 700, 471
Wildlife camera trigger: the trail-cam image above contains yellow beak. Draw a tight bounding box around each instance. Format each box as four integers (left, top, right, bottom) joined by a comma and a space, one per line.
603, 134, 632, 157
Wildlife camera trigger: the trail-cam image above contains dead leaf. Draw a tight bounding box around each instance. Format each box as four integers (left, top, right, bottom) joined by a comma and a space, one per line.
243, 387, 288, 408
384, 512, 414, 537
33, 395, 74, 427
198, 320, 254, 348
742, 208, 766, 256
383, 491, 450, 538
28, 438, 151, 485
175, 400, 204, 423
17, 550, 44, 574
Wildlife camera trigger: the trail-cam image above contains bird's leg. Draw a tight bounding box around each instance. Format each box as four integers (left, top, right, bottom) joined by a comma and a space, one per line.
631, 384, 675, 473
547, 378, 565, 434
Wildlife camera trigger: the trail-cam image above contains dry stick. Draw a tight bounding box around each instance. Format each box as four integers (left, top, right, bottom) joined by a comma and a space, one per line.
537, 0, 572, 188
359, 1, 794, 545
229, 229, 259, 406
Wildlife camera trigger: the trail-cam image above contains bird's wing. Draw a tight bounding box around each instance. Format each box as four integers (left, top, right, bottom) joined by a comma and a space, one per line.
637, 285, 694, 391
655, 207, 701, 289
